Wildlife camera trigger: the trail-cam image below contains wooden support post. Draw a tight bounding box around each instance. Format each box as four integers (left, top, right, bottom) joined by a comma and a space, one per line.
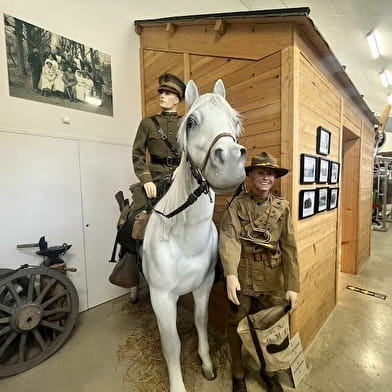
214, 19, 227, 35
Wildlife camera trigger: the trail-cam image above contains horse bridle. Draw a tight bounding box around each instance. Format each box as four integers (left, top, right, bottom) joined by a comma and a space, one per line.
153, 132, 237, 219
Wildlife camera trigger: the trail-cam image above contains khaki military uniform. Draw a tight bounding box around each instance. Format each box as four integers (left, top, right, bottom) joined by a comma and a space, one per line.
131, 111, 182, 211
219, 191, 299, 379
219, 192, 300, 294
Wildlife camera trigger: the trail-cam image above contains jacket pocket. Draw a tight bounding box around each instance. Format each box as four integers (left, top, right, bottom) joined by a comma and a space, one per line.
269, 247, 282, 268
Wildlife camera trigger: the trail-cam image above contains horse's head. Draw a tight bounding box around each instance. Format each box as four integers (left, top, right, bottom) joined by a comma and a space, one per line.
178, 79, 247, 194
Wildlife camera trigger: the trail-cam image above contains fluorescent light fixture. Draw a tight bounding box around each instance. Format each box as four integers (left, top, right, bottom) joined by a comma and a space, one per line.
380, 70, 392, 87
367, 30, 383, 59
388, 93, 392, 105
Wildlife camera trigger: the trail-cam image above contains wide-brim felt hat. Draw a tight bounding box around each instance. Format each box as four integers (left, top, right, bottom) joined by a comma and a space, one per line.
158, 73, 186, 99
245, 151, 289, 178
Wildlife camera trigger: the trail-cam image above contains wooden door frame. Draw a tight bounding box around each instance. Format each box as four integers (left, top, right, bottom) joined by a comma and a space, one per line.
340, 127, 361, 274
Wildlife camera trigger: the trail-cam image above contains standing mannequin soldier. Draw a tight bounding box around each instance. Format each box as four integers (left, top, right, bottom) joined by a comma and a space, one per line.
219, 151, 300, 392
127, 73, 186, 302
28, 47, 42, 92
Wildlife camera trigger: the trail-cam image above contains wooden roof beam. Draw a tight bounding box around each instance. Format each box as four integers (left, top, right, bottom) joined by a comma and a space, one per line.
166, 22, 176, 35
214, 19, 227, 35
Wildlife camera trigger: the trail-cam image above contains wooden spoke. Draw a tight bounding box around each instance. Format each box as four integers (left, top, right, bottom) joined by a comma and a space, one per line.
43, 307, 70, 317
0, 332, 18, 359
0, 316, 10, 324
32, 329, 46, 351
18, 333, 27, 364
0, 325, 12, 337
35, 278, 57, 304
6, 282, 22, 305
41, 292, 67, 309
27, 274, 36, 302
0, 303, 13, 314
40, 320, 64, 333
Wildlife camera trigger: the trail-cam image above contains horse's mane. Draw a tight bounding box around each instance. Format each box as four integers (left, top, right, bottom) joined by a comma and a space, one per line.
153, 93, 243, 240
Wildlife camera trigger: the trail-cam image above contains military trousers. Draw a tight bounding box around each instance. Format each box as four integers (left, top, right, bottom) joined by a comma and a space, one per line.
227, 289, 285, 379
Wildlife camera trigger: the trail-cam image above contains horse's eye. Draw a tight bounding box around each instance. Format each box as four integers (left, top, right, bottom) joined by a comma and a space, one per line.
186, 115, 197, 130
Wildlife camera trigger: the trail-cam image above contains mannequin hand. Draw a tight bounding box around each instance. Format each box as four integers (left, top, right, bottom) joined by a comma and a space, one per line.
226, 275, 241, 305
285, 290, 298, 313
143, 182, 157, 198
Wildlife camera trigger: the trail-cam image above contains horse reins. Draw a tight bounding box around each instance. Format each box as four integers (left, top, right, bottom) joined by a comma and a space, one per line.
153, 132, 238, 219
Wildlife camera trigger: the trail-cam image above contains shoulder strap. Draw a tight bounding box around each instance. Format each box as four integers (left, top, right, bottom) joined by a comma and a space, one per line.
247, 315, 267, 369
150, 116, 179, 158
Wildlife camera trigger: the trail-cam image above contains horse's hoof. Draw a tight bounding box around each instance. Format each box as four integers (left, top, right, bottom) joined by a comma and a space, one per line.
202, 366, 217, 381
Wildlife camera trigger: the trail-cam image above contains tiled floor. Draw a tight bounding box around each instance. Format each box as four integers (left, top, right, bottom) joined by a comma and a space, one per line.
1, 224, 391, 392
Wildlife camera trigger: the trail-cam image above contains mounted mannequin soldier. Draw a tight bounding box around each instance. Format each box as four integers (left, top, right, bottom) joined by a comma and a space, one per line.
127, 73, 186, 303
219, 151, 300, 392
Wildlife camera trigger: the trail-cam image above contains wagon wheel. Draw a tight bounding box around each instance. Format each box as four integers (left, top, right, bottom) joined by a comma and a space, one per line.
0, 266, 78, 377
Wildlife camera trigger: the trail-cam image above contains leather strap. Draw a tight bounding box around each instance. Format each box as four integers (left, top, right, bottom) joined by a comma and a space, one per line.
150, 116, 179, 158
247, 315, 267, 369
153, 180, 210, 219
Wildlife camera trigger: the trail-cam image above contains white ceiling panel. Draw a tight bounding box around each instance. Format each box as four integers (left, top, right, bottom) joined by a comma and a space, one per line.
243, 0, 392, 116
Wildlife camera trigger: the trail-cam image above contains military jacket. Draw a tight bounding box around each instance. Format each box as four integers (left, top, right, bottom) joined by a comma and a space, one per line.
132, 111, 182, 184
219, 191, 300, 295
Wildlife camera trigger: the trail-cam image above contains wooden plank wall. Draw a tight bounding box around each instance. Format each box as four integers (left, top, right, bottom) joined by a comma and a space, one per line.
141, 49, 185, 117
290, 53, 342, 349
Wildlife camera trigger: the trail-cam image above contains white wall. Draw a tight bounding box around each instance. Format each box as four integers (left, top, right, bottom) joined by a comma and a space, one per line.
0, 0, 246, 310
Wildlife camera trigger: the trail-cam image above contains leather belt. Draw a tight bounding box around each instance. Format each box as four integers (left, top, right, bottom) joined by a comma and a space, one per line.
151, 155, 180, 167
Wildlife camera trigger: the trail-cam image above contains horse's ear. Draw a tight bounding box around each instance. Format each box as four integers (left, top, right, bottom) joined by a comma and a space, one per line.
213, 79, 226, 99
185, 80, 199, 107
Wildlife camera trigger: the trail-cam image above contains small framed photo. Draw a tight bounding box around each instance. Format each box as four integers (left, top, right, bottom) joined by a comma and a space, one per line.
316, 187, 329, 212
317, 158, 329, 184
300, 154, 317, 184
329, 161, 340, 184
316, 126, 331, 156
299, 189, 316, 219
328, 188, 339, 210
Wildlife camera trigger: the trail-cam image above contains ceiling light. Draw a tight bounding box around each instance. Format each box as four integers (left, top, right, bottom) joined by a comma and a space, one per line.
388, 93, 392, 105
380, 71, 392, 87
367, 30, 383, 59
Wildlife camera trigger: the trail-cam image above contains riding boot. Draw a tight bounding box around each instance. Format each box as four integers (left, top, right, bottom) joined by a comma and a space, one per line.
232, 376, 247, 392
259, 370, 283, 392
124, 251, 139, 304
129, 284, 139, 304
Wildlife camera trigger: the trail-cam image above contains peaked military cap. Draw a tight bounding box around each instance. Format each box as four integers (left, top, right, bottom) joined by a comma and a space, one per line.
158, 73, 186, 99
245, 151, 289, 178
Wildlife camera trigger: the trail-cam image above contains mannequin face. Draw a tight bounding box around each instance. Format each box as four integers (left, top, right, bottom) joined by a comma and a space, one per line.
159, 90, 180, 112
249, 167, 276, 196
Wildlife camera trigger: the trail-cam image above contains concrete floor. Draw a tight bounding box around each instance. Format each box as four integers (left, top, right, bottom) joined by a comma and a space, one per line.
1, 224, 391, 392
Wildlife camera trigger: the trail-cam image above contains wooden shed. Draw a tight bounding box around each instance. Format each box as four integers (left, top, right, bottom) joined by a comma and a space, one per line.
135, 8, 377, 349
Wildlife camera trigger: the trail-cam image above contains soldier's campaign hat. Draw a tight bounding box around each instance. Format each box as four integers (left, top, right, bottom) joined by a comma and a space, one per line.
245, 151, 289, 178
158, 73, 186, 100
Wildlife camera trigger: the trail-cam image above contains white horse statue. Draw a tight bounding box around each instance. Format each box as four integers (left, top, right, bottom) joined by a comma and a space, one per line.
142, 79, 246, 392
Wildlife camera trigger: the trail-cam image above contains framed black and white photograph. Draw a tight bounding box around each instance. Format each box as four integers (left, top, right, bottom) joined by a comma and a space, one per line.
3, 14, 113, 116
316, 126, 331, 156
316, 187, 329, 212
299, 189, 316, 219
300, 154, 317, 184
329, 161, 340, 184
328, 188, 339, 210
317, 158, 329, 184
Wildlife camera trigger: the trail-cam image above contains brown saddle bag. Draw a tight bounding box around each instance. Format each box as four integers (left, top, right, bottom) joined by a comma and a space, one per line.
131, 210, 151, 240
